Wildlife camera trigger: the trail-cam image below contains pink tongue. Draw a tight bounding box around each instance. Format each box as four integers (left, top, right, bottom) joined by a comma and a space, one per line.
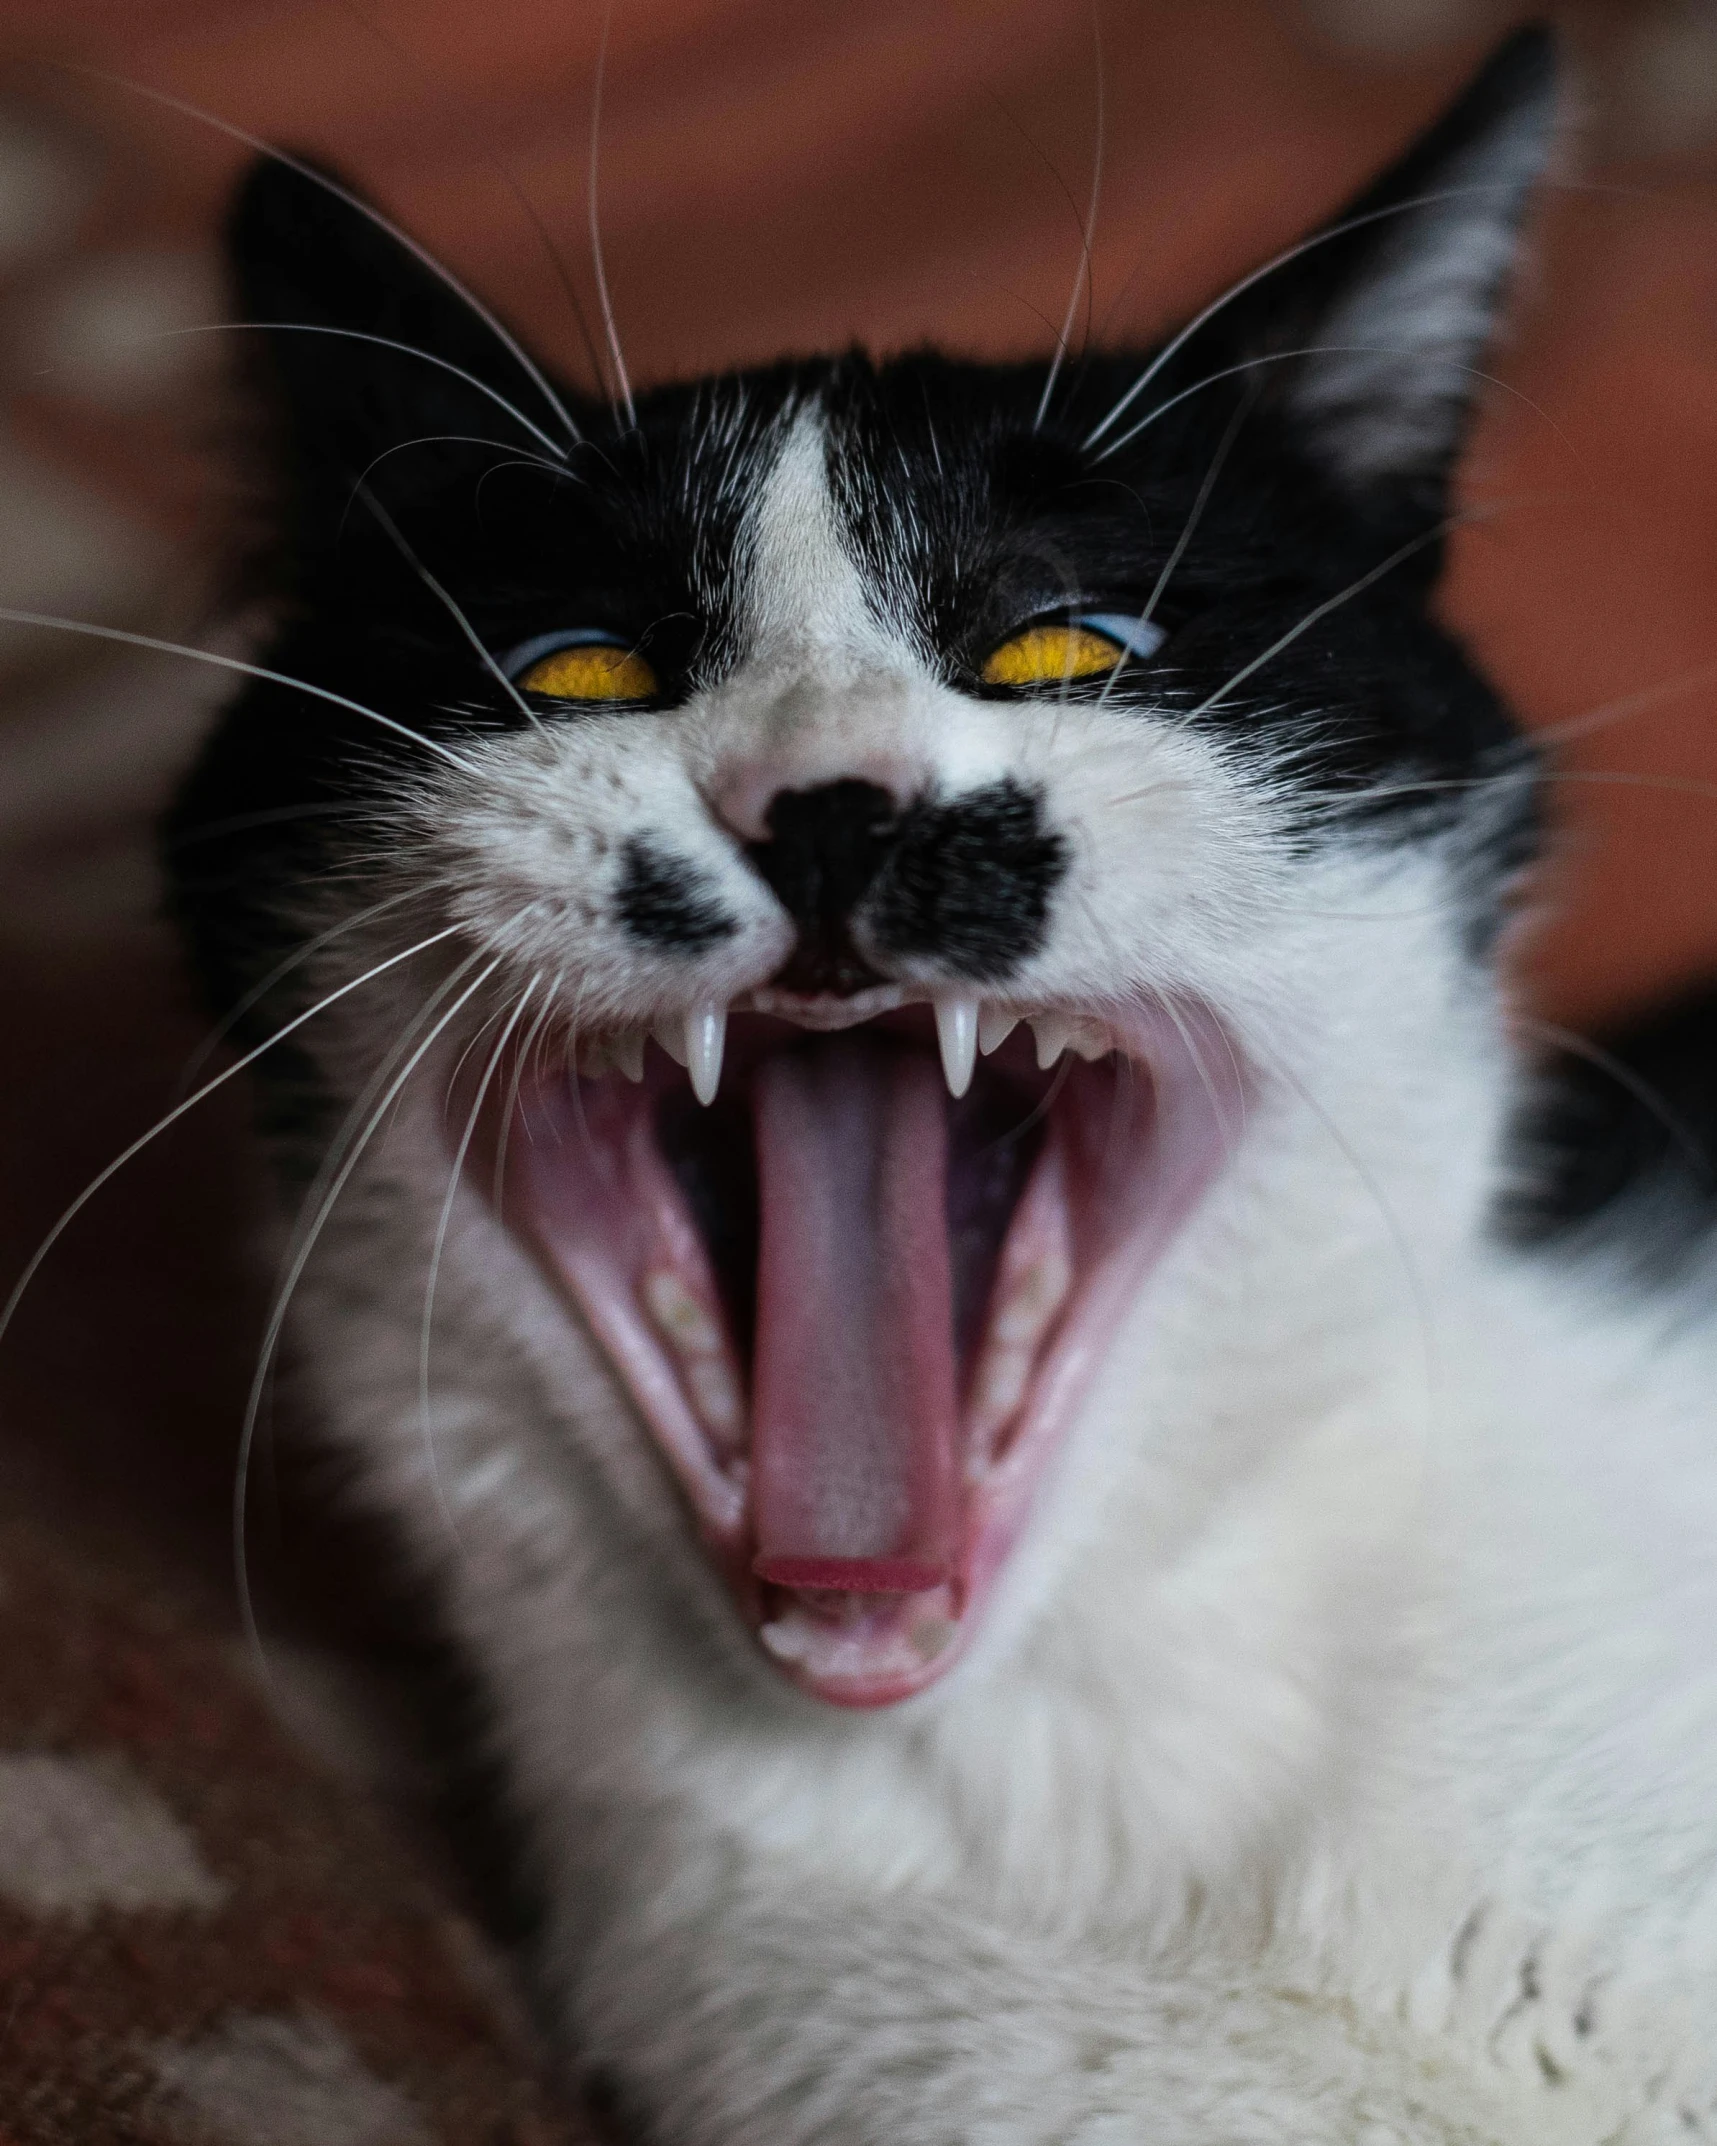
749, 1037, 960, 1594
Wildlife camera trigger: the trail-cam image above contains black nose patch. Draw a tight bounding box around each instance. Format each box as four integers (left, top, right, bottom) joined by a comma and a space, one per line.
748, 779, 898, 995
748, 776, 1066, 994
869, 778, 1067, 980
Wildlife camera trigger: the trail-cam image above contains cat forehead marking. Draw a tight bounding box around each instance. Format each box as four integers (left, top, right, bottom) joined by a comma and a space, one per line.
737, 408, 921, 685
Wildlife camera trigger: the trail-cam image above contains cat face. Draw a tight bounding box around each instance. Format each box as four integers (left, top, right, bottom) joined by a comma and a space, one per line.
168, 31, 1555, 1706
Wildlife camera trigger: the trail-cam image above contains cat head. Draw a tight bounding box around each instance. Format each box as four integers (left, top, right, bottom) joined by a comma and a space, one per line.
168, 28, 1558, 1708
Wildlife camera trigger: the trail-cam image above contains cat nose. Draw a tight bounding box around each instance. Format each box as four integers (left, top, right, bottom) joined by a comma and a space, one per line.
745, 779, 901, 997
710, 752, 919, 844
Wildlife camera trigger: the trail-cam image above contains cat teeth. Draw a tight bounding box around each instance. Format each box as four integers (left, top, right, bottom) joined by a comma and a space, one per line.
604, 1000, 1105, 1091
651, 1017, 690, 1068
978, 1007, 1019, 1057
575, 1029, 646, 1080
610, 1029, 646, 1083
685, 1005, 727, 1106
1032, 1014, 1074, 1069
1030, 1014, 1111, 1068
934, 996, 978, 1099
641, 1268, 742, 1442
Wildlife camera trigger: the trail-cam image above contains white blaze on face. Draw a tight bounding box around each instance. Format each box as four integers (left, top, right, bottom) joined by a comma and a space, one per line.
705, 410, 939, 839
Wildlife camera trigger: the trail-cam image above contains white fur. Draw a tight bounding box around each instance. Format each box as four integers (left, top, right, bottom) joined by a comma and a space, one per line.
271, 415, 1717, 2142
1291, 91, 1558, 484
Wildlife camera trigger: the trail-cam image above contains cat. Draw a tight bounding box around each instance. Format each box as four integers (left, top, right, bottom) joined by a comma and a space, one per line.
160, 24, 1717, 2140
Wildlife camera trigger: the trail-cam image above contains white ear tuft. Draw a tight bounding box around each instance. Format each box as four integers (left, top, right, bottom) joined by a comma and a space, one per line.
1287, 28, 1562, 490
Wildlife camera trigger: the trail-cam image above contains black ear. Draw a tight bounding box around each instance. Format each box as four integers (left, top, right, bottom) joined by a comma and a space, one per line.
1237, 25, 1560, 500
224, 156, 577, 486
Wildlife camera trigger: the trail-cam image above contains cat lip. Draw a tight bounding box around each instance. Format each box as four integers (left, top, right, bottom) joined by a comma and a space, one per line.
496, 996, 1243, 1707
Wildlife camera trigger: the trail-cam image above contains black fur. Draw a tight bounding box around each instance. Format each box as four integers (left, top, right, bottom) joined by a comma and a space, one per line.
1501, 988, 1717, 1274
167, 27, 1554, 1089
869, 780, 1067, 982
617, 839, 739, 954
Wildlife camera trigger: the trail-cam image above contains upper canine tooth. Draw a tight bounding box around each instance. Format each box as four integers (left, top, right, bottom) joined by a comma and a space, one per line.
934, 996, 978, 1099
611, 1029, 646, 1083
685, 1004, 727, 1106
1032, 1014, 1074, 1069
978, 1007, 1018, 1057
651, 1018, 689, 1068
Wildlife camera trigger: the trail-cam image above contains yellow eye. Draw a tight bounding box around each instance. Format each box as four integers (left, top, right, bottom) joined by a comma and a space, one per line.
517, 642, 657, 702
980, 623, 1124, 690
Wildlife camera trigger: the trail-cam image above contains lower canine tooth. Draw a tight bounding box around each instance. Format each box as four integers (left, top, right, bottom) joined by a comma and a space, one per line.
685, 1004, 727, 1106
934, 996, 978, 1099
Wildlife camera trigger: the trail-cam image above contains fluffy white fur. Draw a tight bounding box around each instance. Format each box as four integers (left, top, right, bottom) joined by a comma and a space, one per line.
247, 394, 1717, 2145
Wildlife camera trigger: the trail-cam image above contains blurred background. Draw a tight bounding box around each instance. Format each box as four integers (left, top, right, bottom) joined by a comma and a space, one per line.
1, 0, 1716, 1640
1, 2, 1717, 2128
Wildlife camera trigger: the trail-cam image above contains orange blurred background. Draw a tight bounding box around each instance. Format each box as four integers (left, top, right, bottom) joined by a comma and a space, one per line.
1, 0, 1716, 1584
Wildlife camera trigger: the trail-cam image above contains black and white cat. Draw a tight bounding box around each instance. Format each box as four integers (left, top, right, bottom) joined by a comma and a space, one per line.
160, 26, 1717, 2139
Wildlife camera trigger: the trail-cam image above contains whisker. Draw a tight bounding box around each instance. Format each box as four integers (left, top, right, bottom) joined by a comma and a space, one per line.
443, 993, 517, 1116
356, 486, 545, 734
1090, 345, 1560, 467
1225, 1008, 1439, 1408
0, 921, 464, 1353
0, 607, 481, 774
1179, 515, 1464, 726
1033, 0, 1105, 432
1300, 767, 1717, 814
492, 978, 564, 1214
1535, 656, 1717, 750
59, 64, 581, 450
233, 949, 506, 1674
588, 1, 636, 429
32, 323, 571, 465
419, 975, 541, 1537
174, 885, 426, 1097
1160, 990, 1246, 1159
340, 432, 571, 523
1094, 385, 1253, 711
1083, 182, 1549, 452
323, 0, 612, 395
165, 801, 388, 848
1514, 1017, 1709, 1175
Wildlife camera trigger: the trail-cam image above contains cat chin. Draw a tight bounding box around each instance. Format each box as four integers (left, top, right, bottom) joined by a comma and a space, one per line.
493, 995, 1242, 1706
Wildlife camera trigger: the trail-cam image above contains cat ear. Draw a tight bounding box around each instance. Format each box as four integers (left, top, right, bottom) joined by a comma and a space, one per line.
1242, 25, 1561, 499
223, 156, 577, 475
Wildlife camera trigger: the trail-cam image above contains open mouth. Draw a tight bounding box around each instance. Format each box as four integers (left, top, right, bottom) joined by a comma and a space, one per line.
500, 994, 1240, 1706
